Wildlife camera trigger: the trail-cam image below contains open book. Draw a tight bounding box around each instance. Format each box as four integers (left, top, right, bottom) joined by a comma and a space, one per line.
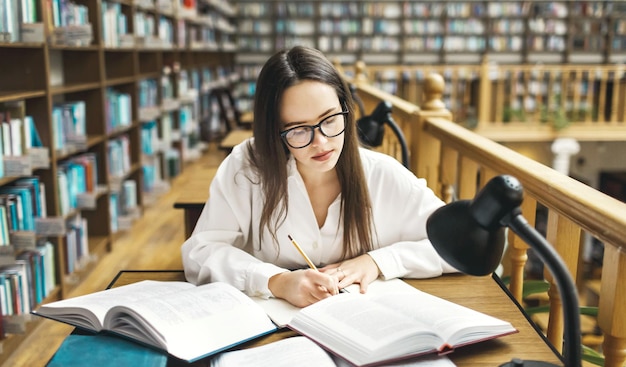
286, 280, 517, 367
31, 280, 277, 362
210, 336, 457, 367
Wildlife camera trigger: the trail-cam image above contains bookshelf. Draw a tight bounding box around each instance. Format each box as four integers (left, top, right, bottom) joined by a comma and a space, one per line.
0, 0, 236, 361
233, 0, 626, 113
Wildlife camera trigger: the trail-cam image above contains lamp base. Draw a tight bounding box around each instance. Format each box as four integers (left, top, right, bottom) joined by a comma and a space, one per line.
500, 359, 561, 367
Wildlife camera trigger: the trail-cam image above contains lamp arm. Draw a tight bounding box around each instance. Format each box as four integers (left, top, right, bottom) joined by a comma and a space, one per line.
505, 213, 582, 367
385, 115, 410, 169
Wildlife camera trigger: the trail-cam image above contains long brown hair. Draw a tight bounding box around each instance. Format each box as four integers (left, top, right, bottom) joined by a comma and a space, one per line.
246, 46, 374, 259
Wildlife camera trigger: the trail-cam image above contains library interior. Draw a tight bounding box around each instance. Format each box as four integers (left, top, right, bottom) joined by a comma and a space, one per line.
1, 0, 626, 366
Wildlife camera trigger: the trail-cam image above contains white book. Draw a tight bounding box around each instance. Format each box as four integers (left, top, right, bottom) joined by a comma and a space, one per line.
32, 280, 278, 363
42, 241, 56, 295
9, 117, 23, 156
286, 279, 517, 367
1, 122, 12, 156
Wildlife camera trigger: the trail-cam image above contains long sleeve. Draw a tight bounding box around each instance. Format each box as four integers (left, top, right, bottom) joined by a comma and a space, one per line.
181, 143, 287, 298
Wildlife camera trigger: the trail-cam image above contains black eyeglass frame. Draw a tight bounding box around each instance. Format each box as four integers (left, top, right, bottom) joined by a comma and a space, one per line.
279, 110, 349, 149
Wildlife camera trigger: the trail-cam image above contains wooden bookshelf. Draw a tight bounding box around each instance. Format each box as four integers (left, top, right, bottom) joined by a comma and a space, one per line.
0, 0, 236, 362
233, 0, 626, 113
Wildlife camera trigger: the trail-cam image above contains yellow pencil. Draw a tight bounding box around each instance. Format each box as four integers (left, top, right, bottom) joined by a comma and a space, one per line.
288, 234, 318, 270
288, 235, 347, 293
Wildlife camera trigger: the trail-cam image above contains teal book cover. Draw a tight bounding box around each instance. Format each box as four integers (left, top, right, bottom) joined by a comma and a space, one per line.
47, 333, 168, 367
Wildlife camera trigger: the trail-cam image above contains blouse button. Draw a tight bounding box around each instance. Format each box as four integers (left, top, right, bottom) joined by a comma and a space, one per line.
312, 242, 318, 249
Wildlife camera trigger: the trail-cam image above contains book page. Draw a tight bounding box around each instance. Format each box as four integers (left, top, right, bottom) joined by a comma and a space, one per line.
253, 278, 414, 328
104, 282, 277, 362
33, 280, 194, 331
210, 336, 336, 367
371, 290, 516, 346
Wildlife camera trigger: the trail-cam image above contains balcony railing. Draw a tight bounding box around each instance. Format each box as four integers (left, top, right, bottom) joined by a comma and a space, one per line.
341, 59, 626, 142
341, 64, 626, 367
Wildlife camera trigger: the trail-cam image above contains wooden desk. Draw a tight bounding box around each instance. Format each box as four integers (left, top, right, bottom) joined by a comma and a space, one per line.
173, 168, 215, 238
108, 270, 563, 367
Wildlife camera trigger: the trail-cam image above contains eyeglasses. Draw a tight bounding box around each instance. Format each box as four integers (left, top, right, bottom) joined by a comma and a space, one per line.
280, 110, 348, 149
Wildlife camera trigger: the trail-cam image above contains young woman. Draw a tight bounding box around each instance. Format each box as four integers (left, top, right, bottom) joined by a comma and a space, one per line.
182, 46, 457, 307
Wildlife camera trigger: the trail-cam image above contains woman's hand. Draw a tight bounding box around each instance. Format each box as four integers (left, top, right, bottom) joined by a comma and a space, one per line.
268, 269, 340, 307
319, 254, 381, 293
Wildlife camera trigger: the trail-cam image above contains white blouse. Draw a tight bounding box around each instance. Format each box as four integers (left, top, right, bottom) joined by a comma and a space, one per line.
181, 139, 457, 298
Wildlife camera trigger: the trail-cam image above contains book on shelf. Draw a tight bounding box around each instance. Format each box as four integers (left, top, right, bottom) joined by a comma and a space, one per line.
31, 280, 279, 363
209, 335, 457, 367
0, 260, 32, 316
0, 185, 35, 231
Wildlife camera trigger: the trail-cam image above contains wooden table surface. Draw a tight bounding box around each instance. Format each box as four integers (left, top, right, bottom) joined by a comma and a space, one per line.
172, 166, 215, 238
109, 270, 563, 367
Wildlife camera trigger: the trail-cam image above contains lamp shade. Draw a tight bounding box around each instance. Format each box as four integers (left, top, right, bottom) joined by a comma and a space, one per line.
426, 175, 524, 276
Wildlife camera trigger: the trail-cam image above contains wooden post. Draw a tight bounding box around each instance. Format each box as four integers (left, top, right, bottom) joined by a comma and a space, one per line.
421, 73, 446, 112
544, 213, 582, 353
354, 60, 369, 85
477, 55, 492, 127
415, 73, 452, 193
598, 244, 626, 367
507, 197, 535, 302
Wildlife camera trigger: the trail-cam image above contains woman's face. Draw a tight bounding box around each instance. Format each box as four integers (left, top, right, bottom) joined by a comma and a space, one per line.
280, 80, 345, 177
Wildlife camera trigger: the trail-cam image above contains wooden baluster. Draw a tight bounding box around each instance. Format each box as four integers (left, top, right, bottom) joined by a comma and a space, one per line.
458, 156, 479, 200
507, 196, 536, 302
439, 146, 458, 203
610, 70, 620, 124
494, 68, 505, 128
477, 55, 491, 128
585, 71, 594, 123
598, 243, 626, 367
532, 66, 542, 123
572, 70, 581, 123
544, 212, 582, 354
598, 69, 607, 123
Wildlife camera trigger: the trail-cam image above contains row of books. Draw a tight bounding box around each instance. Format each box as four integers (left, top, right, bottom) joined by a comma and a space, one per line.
239, 1, 582, 18
64, 213, 89, 275
139, 79, 160, 111
107, 135, 131, 179
101, 3, 232, 50
101, 2, 130, 48
0, 176, 46, 236
1, 242, 55, 321
109, 179, 139, 232
0, 110, 43, 178
142, 157, 165, 194
105, 88, 133, 133
57, 153, 98, 216
0, 0, 38, 43
52, 101, 87, 153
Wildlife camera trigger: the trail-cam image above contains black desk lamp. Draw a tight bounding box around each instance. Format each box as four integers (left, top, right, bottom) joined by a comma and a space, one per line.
426, 175, 581, 367
357, 101, 410, 169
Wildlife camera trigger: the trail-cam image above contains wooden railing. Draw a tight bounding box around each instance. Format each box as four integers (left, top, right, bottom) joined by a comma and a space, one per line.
344, 67, 626, 367
341, 59, 626, 142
